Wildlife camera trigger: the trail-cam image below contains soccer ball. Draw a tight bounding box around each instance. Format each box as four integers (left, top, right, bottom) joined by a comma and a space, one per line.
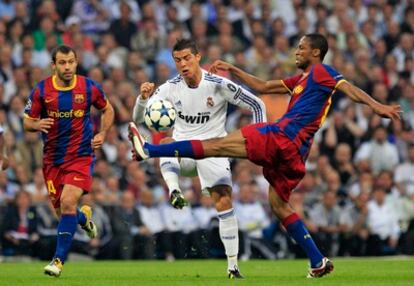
144, 99, 176, 132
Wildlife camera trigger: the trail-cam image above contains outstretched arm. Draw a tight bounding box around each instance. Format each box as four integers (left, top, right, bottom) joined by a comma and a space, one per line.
209, 60, 289, 94
337, 81, 402, 121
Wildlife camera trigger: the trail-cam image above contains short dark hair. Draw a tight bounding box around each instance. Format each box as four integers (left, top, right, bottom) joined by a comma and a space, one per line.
305, 33, 329, 61
51, 45, 77, 63
172, 38, 199, 55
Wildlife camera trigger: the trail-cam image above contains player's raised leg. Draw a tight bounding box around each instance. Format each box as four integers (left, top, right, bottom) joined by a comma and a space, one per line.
44, 185, 83, 277
128, 122, 247, 160
268, 188, 333, 278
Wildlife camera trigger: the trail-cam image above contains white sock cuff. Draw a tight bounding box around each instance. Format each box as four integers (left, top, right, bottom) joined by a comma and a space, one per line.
218, 208, 235, 220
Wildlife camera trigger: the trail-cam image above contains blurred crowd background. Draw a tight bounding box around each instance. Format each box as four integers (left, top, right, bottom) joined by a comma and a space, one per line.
0, 0, 414, 262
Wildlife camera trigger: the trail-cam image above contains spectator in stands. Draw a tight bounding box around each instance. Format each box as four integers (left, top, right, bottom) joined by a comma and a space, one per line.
355, 126, 399, 174
339, 191, 370, 256
111, 191, 153, 259
109, 1, 136, 50
235, 182, 276, 260
366, 187, 400, 255
1, 190, 38, 258
394, 143, 414, 196
308, 190, 342, 257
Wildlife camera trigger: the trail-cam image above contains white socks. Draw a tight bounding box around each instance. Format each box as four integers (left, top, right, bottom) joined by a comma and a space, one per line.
160, 158, 181, 195
218, 208, 239, 270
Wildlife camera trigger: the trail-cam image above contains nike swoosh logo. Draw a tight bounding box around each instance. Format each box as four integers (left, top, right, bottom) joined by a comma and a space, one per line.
174, 150, 179, 157
74, 176, 84, 181
45, 98, 56, 103
58, 232, 72, 236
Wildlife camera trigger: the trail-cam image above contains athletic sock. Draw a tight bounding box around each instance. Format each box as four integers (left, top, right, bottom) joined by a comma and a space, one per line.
160, 158, 181, 195
77, 208, 87, 227
55, 214, 77, 263
282, 213, 324, 268
144, 140, 204, 159
218, 208, 239, 270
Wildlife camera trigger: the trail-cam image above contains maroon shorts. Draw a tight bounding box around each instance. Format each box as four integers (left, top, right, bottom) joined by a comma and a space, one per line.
43, 156, 94, 208
241, 123, 306, 202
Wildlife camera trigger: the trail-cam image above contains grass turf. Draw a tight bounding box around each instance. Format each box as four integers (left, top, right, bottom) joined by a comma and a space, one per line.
1, 257, 414, 286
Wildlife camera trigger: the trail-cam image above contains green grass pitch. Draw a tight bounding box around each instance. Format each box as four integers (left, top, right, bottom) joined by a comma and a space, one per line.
1, 258, 414, 286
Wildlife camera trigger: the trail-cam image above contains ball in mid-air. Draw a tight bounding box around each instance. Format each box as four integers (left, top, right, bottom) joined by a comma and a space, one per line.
144, 99, 176, 132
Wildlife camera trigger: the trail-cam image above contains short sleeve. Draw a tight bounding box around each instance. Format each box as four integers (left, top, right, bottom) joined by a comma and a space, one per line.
24, 87, 42, 119
281, 74, 302, 93
312, 64, 345, 90
91, 81, 108, 110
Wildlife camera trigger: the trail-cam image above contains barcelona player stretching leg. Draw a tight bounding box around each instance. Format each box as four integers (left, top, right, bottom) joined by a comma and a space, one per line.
129, 34, 402, 278
24, 45, 114, 277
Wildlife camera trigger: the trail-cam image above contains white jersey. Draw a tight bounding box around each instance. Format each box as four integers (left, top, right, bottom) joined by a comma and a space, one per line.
133, 69, 266, 140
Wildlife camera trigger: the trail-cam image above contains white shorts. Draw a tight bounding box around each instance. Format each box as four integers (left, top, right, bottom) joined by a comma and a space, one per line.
180, 157, 232, 191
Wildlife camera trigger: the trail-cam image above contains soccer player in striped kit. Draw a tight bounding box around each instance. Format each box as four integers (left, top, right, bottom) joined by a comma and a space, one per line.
24, 45, 114, 277
129, 34, 402, 278
132, 39, 266, 278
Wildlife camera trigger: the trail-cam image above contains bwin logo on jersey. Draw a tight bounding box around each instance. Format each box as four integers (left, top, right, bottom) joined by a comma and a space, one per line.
178, 111, 210, 124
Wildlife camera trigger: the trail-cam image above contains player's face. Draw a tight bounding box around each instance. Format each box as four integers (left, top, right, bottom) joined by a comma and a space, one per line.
52, 51, 77, 83
173, 48, 201, 79
295, 37, 314, 70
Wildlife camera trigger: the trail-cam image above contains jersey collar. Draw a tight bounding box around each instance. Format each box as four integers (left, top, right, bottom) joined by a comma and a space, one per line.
52, 75, 77, 91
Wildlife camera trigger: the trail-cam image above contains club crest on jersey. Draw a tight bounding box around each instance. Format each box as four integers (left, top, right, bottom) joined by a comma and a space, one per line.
293, 85, 304, 94
207, 96, 214, 107
74, 94, 85, 103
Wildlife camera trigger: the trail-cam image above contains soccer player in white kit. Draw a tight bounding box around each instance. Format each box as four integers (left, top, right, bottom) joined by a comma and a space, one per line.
132, 39, 266, 278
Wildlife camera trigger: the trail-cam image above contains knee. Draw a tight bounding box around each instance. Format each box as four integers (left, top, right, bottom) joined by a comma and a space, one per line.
215, 195, 232, 210
60, 191, 80, 213
211, 187, 233, 211
268, 197, 292, 219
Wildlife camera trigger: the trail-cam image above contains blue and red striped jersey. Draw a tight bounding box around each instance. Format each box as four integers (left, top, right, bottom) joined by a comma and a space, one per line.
263, 64, 345, 158
24, 75, 108, 165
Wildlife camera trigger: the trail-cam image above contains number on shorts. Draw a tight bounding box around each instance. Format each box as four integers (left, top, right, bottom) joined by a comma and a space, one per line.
47, 180, 56, 194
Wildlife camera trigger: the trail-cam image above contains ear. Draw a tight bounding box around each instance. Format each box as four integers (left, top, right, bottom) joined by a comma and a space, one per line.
312, 49, 321, 58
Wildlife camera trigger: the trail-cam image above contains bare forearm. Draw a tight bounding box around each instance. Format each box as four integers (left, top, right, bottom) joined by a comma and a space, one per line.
23, 118, 39, 132
100, 104, 114, 134
228, 65, 268, 93
341, 82, 381, 108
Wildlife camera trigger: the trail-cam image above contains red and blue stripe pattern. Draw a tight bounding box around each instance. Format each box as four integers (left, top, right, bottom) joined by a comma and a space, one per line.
24, 75, 108, 165
258, 64, 345, 158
